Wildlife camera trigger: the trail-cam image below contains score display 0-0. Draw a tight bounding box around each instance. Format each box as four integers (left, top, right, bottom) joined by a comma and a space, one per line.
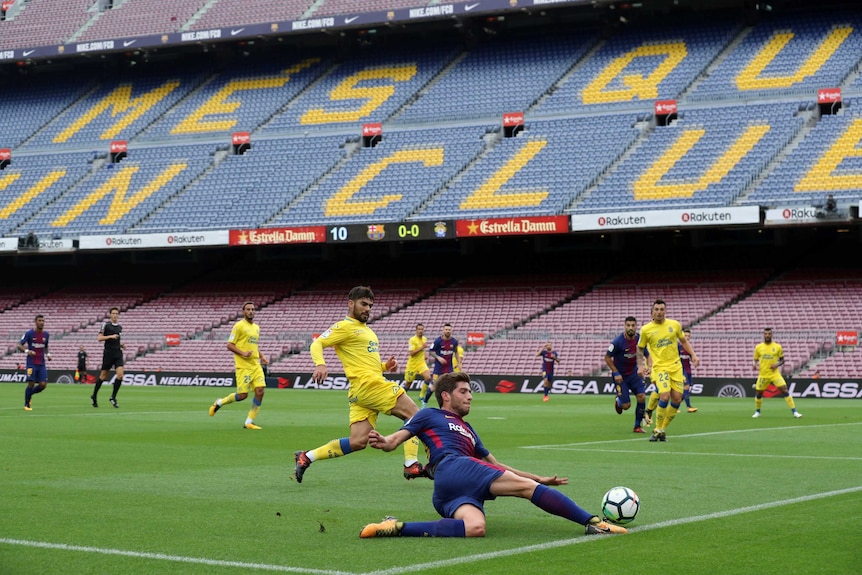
326, 221, 455, 243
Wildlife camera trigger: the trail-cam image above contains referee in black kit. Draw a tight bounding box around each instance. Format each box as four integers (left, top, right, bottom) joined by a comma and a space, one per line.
91, 307, 126, 408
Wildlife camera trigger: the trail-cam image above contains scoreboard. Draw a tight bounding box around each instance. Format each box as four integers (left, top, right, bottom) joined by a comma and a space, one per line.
325, 221, 455, 243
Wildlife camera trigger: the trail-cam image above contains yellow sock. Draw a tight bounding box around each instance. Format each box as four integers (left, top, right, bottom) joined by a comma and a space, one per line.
647, 392, 660, 412
246, 397, 261, 422
219, 393, 237, 406
784, 395, 796, 410
310, 438, 346, 461
663, 404, 679, 430
404, 437, 419, 466
755, 397, 763, 411
419, 382, 429, 398
655, 404, 667, 431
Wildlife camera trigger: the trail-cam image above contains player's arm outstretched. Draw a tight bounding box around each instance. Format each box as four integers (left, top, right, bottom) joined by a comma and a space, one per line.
368, 428, 413, 452
309, 322, 348, 383
482, 453, 568, 486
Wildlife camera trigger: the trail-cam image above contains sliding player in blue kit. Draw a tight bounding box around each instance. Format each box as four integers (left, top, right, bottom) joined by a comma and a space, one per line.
360, 372, 626, 538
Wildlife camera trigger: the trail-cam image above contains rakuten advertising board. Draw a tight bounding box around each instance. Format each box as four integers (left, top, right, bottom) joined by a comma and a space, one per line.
571, 206, 760, 232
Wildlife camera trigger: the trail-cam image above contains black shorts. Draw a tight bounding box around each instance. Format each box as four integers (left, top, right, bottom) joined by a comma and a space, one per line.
101, 350, 124, 371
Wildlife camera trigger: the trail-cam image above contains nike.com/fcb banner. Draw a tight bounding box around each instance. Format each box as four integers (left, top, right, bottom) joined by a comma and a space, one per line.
0, 0, 595, 61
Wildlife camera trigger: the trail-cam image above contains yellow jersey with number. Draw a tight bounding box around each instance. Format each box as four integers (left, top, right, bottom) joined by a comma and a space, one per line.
754, 342, 784, 378
406, 335, 428, 372
311, 316, 386, 383
638, 319, 684, 371
228, 319, 260, 370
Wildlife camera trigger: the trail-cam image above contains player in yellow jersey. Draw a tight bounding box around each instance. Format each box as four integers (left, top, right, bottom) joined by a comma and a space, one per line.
637, 300, 699, 442
405, 323, 432, 404
752, 328, 802, 419
209, 302, 269, 430
294, 286, 426, 483
452, 344, 465, 373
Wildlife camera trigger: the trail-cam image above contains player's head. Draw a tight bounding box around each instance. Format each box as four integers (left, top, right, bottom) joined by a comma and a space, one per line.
651, 300, 667, 323
624, 316, 637, 337
34, 314, 45, 330
109, 307, 119, 322
348, 286, 374, 323
435, 371, 472, 414
544, 341, 553, 351
79, 345, 85, 351
242, 301, 255, 321
683, 328, 691, 341
442, 323, 452, 338
763, 328, 773, 343
415, 323, 425, 336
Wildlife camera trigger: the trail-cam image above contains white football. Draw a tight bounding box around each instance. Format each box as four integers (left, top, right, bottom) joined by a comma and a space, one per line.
601, 486, 639, 525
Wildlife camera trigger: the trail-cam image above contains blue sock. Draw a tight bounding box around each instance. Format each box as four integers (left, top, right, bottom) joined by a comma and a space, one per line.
401, 518, 465, 537
32, 385, 45, 395
530, 484, 594, 525
544, 387, 550, 397
422, 389, 433, 403
635, 401, 645, 427
658, 398, 669, 409
338, 437, 353, 455
24, 386, 33, 405
671, 401, 681, 410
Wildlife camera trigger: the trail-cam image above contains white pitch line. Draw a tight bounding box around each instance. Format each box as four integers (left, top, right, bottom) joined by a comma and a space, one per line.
0, 539, 358, 575
545, 447, 862, 461
2, 486, 860, 574
523, 420, 862, 449
361, 485, 862, 575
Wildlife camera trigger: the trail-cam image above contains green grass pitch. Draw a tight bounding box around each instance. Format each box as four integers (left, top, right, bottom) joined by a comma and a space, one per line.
2, 384, 860, 574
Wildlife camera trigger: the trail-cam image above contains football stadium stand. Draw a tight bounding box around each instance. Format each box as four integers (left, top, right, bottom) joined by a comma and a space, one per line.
0, 4, 860, 380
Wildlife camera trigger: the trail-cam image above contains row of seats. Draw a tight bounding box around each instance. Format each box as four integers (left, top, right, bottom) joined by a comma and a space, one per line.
1, 270, 859, 375
6, 91, 859, 235
5, 14, 862, 142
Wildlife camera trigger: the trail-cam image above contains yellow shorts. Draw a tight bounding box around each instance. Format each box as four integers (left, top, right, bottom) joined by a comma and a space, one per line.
348, 375, 406, 427
756, 374, 787, 391
236, 366, 266, 394
405, 366, 429, 383
652, 364, 685, 394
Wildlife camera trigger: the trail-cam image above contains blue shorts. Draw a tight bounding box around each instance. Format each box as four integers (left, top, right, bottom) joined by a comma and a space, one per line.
542, 370, 554, 381
616, 373, 645, 405
27, 364, 48, 383
684, 372, 692, 387
431, 456, 505, 518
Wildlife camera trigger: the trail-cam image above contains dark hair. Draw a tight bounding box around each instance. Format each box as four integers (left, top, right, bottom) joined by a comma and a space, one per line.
35, 314, 44, 321
652, 299, 666, 308
242, 301, 255, 310
348, 286, 374, 301
434, 372, 470, 407
443, 322, 452, 328
415, 323, 424, 329
763, 327, 773, 332
683, 328, 691, 334
110, 307, 119, 314
625, 316, 636, 323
